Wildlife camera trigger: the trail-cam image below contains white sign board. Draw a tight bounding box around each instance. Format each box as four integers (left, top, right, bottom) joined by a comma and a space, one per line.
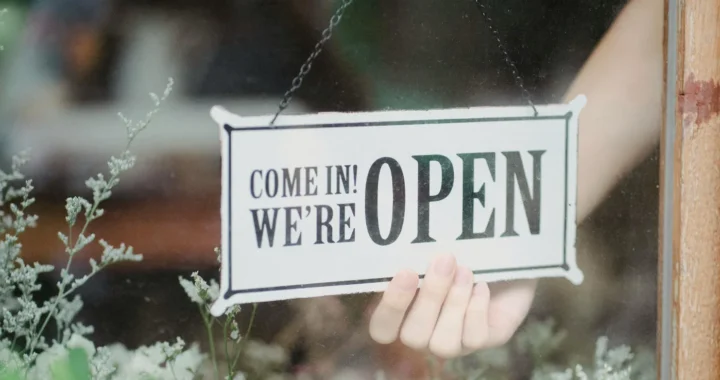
210, 96, 586, 316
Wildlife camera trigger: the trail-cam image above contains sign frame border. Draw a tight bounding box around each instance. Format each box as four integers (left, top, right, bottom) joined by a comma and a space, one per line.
210, 95, 586, 315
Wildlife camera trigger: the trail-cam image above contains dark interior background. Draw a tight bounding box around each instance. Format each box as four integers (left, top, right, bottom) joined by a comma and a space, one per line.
0, 0, 659, 378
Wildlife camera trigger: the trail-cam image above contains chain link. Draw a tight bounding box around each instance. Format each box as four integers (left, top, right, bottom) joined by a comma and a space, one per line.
472, 0, 538, 116
269, 0, 356, 126
269, 0, 538, 125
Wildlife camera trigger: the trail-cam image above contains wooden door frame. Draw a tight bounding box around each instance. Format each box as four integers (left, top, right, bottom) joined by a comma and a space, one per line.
659, 0, 720, 378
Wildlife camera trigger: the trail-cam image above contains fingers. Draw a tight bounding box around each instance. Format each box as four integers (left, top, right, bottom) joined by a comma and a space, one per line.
369, 255, 537, 360
369, 270, 419, 344
399, 254, 457, 350
484, 279, 537, 348
461, 280, 536, 352
428, 266, 474, 358
461, 281, 491, 352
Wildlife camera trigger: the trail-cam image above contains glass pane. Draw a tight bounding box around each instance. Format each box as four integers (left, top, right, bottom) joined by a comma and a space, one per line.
0, 0, 661, 378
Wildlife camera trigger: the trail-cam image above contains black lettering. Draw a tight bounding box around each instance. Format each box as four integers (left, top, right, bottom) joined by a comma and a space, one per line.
336, 165, 351, 194
265, 169, 279, 198
338, 203, 356, 243
457, 153, 496, 240
283, 206, 302, 246
365, 157, 405, 246
250, 208, 280, 248
325, 166, 332, 195
305, 167, 318, 196
315, 205, 335, 244
282, 168, 301, 197
501, 150, 545, 237
411, 155, 454, 243
250, 170, 263, 199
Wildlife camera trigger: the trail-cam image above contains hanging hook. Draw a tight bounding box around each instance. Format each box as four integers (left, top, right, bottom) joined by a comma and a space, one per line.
473, 0, 538, 117
269, 0, 356, 127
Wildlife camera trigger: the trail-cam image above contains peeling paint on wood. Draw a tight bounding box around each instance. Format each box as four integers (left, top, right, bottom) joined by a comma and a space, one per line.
680, 73, 720, 130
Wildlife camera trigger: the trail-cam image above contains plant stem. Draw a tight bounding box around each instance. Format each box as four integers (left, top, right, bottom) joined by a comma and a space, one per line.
168, 359, 179, 380
10, 335, 18, 353
55, 318, 61, 342
245, 304, 258, 339
200, 305, 220, 380
68, 225, 74, 257
58, 265, 106, 299
224, 317, 233, 379
231, 303, 258, 371
28, 139, 129, 355
27, 254, 74, 353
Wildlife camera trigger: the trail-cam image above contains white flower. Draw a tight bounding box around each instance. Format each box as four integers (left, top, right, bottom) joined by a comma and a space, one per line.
180, 272, 220, 305
241, 340, 287, 372
91, 346, 116, 380
0, 345, 22, 372
171, 344, 205, 380
207, 279, 220, 301
67, 334, 96, 356
106, 340, 205, 380
179, 276, 202, 304
27, 342, 70, 380
99, 239, 143, 265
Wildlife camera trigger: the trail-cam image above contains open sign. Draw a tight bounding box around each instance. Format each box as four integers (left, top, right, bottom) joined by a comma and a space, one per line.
210, 96, 586, 315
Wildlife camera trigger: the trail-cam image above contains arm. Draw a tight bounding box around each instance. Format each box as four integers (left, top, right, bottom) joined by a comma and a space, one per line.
569, 0, 663, 222
369, 0, 664, 359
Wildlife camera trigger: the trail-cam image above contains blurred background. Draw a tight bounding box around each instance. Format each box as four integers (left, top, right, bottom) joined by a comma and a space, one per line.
0, 0, 658, 378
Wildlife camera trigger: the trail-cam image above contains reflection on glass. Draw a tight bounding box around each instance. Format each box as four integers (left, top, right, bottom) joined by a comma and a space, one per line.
0, 0, 660, 378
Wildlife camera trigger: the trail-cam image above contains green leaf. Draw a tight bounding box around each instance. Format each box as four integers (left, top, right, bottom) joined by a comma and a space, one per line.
0, 366, 24, 380
49, 348, 92, 380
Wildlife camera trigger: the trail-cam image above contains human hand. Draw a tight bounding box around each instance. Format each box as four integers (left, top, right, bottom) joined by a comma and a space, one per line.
368, 253, 536, 359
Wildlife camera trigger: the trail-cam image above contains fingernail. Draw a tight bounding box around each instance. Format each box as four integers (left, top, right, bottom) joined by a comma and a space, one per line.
454, 267, 473, 285
394, 270, 418, 291
472, 282, 489, 298
433, 255, 456, 276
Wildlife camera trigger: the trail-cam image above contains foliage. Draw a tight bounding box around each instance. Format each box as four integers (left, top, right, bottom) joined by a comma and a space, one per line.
0, 74, 181, 379
0, 8, 284, 377
438, 318, 656, 380
177, 268, 288, 380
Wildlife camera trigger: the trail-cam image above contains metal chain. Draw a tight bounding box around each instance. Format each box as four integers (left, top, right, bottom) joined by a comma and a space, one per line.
270, 0, 538, 125
472, 0, 538, 116
269, 0, 356, 126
